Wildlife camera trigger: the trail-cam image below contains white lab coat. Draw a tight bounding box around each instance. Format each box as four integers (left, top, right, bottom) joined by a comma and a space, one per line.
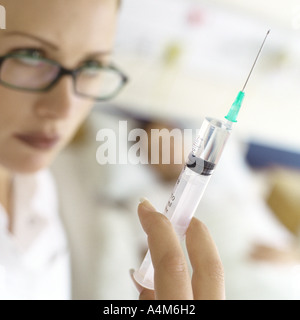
0, 170, 70, 300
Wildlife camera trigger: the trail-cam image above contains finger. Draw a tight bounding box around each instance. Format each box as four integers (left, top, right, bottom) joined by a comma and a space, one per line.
138, 199, 193, 300
186, 218, 225, 300
139, 289, 155, 300
130, 269, 155, 300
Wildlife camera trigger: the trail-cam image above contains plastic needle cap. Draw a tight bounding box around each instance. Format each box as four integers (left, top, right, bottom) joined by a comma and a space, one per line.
225, 91, 245, 123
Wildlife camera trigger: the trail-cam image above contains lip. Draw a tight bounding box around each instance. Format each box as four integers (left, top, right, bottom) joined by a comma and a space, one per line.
15, 132, 61, 150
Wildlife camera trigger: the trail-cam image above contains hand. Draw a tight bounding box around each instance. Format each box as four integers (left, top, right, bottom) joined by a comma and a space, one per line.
131, 199, 225, 300
249, 243, 300, 265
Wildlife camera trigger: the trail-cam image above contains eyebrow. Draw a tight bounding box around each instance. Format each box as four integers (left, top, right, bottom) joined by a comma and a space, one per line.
4, 31, 60, 50
3, 31, 112, 58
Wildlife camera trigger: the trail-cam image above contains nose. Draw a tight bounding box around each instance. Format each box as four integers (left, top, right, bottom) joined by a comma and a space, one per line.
34, 76, 77, 119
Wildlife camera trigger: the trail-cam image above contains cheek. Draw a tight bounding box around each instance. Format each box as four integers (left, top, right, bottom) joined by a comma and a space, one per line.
0, 89, 35, 135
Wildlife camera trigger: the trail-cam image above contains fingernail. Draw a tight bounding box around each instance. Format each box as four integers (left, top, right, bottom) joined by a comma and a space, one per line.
139, 197, 156, 212
129, 269, 144, 294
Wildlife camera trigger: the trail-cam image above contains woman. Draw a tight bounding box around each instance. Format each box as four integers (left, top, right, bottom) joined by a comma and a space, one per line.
0, 0, 224, 300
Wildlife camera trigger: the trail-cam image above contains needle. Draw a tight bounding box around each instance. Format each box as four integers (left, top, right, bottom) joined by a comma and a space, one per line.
242, 29, 270, 92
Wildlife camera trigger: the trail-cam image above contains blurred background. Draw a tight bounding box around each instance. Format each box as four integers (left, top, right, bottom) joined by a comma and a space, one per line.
113, 0, 300, 149
52, 0, 300, 300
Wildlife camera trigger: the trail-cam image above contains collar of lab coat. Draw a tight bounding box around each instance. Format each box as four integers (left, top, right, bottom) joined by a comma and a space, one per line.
0, 170, 57, 252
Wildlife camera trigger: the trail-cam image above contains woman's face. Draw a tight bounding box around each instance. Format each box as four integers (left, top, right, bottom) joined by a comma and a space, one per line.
0, 0, 118, 173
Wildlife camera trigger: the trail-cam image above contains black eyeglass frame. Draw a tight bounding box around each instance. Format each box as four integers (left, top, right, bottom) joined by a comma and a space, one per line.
0, 53, 129, 101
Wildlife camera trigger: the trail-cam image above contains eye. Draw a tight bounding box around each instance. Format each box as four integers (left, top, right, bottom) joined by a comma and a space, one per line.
14, 48, 44, 58
80, 60, 103, 76
10, 49, 46, 67
84, 60, 102, 67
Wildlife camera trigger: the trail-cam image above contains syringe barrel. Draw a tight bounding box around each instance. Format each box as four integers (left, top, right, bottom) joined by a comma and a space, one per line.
133, 117, 232, 290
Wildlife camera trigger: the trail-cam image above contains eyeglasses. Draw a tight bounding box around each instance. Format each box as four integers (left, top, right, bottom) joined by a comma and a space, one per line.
0, 51, 129, 101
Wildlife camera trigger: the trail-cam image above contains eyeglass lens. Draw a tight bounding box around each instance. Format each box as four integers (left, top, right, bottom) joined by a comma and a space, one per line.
0, 55, 60, 89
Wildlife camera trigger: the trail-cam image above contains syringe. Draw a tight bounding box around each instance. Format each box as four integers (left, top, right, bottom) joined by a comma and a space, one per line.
133, 30, 270, 290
